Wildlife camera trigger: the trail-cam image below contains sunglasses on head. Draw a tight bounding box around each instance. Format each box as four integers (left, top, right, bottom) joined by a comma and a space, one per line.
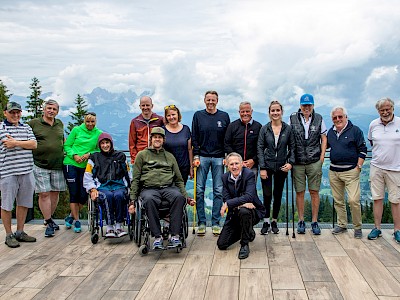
85, 112, 96, 116
164, 104, 176, 110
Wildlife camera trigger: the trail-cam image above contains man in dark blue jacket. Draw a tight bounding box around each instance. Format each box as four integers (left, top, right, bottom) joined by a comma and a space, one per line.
217, 152, 265, 259
327, 106, 367, 239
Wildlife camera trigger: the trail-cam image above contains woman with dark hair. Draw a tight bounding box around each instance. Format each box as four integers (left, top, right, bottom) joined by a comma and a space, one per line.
257, 101, 295, 235
163, 104, 193, 185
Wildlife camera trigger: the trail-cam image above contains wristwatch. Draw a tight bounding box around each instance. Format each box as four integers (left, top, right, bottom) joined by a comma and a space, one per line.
357, 165, 362, 169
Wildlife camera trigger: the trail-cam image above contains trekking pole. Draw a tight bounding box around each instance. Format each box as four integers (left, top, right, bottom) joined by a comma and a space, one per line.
291, 170, 296, 238
192, 166, 197, 234
286, 176, 289, 236
332, 197, 335, 229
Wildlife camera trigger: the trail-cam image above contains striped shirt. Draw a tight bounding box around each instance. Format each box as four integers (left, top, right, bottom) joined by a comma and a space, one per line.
0, 120, 36, 178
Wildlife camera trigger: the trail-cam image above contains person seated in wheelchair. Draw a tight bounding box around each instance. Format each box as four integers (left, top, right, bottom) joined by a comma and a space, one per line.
84, 132, 131, 238
130, 127, 194, 250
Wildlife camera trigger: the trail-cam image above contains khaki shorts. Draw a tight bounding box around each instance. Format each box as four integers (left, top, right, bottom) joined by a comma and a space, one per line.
370, 165, 400, 204
293, 160, 323, 192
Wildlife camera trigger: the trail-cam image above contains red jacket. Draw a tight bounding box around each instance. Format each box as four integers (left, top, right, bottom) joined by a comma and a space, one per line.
128, 112, 164, 163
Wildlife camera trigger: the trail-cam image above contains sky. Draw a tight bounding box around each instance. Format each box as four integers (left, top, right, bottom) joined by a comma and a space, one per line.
1, 0, 400, 115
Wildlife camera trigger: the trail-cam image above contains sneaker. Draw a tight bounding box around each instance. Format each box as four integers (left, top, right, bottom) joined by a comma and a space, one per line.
197, 224, 206, 236
394, 230, 400, 244
116, 228, 128, 238
260, 222, 270, 235
212, 225, 221, 236
354, 229, 362, 239
74, 220, 81, 233
5, 234, 20, 248
332, 226, 347, 235
368, 228, 382, 240
153, 237, 164, 250
45, 224, 55, 237
106, 230, 117, 238
50, 221, 60, 231
15, 231, 36, 243
271, 221, 279, 234
297, 221, 306, 234
65, 216, 74, 229
167, 236, 182, 248
162, 226, 169, 240
311, 222, 321, 235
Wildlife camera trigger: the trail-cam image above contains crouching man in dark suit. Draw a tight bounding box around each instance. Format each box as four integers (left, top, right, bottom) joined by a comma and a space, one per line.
217, 152, 266, 259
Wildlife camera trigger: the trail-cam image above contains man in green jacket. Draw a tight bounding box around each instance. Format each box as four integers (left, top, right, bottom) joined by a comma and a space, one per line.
130, 127, 192, 250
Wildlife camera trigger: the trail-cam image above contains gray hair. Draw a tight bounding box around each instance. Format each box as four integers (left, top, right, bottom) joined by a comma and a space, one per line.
239, 101, 252, 109
330, 106, 348, 118
44, 99, 59, 110
225, 152, 243, 164
375, 97, 394, 110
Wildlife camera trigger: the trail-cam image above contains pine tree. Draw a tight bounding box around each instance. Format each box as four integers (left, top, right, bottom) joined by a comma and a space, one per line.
0, 80, 12, 120
66, 94, 88, 135
24, 77, 44, 121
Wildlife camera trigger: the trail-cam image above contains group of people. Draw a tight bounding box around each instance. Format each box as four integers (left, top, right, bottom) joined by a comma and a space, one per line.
1, 92, 399, 260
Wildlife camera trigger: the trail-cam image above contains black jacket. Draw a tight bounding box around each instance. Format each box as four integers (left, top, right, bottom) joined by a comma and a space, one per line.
222, 167, 265, 220
224, 118, 262, 166
257, 121, 295, 171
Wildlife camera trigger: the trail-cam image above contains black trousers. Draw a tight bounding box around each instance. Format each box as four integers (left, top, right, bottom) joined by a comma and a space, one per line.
140, 186, 185, 237
261, 169, 287, 219
217, 207, 259, 248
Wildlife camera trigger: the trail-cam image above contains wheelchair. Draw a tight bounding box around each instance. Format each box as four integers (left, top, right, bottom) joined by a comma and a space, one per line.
88, 191, 134, 244
133, 197, 189, 256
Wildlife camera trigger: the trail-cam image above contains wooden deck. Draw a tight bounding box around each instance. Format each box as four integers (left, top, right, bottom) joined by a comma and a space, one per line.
0, 224, 399, 300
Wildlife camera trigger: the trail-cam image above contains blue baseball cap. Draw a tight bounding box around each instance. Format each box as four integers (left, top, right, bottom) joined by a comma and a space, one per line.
300, 94, 314, 105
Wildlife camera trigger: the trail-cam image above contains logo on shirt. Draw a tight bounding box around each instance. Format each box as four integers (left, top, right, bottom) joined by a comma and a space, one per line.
217, 121, 222, 128
310, 125, 316, 132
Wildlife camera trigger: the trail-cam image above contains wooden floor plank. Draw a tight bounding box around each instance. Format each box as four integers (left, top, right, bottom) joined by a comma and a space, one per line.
204, 275, 239, 300
312, 230, 348, 257
0, 264, 40, 287
170, 254, 213, 300
101, 290, 138, 299
381, 230, 400, 253
387, 267, 400, 282
239, 268, 272, 300
240, 234, 268, 269
273, 289, 308, 300
291, 242, 334, 282
189, 230, 217, 256
31, 277, 85, 300
0, 287, 41, 300
304, 281, 343, 300
210, 242, 240, 276
363, 237, 400, 267
157, 233, 195, 264
324, 256, 378, 300
135, 264, 182, 300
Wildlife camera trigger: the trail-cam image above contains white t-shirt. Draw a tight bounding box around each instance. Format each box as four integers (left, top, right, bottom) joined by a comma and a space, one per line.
368, 116, 400, 171
288, 113, 327, 139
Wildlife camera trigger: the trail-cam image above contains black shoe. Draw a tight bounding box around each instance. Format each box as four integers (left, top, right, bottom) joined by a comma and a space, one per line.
260, 222, 270, 235
238, 244, 250, 259
249, 228, 256, 242
271, 221, 279, 234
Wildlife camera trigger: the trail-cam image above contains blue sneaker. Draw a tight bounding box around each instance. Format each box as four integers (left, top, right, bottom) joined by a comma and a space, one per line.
45, 224, 55, 237
65, 216, 74, 229
153, 237, 164, 250
167, 236, 182, 248
311, 222, 321, 235
50, 221, 60, 231
367, 228, 382, 240
297, 221, 306, 234
74, 220, 81, 233
394, 230, 400, 244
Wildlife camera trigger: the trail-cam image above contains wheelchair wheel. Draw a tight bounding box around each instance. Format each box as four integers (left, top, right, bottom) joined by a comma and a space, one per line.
135, 207, 142, 246
91, 233, 99, 244
128, 213, 135, 241
139, 245, 148, 256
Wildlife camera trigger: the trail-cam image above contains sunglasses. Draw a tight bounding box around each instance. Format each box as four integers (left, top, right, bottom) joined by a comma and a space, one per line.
164, 104, 176, 110
85, 112, 97, 116
332, 115, 344, 121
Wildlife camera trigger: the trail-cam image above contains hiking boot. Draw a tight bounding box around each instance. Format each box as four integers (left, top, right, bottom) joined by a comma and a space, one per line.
116, 228, 128, 238
311, 222, 321, 235
332, 226, 347, 235
5, 234, 20, 248
212, 225, 221, 236
354, 229, 362, 239
106, 229, 117, 238
153, 237, 164, 250
74, 220, 81, 233
368, 228, 382, 240
297, 221, 306, 234
167, 235, 182, 248
15, 231, 36, 242
238, 244, 250, 259
65, 216, 74, 229
260, 222, 270, 235
197, 224, 206, 236
271, 221, 279, 234
45, 224, 55, 237
394, 230, 400, 244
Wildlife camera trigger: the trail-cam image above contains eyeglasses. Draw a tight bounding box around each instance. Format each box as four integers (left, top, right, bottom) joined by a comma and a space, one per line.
85, 112, 96, 116
332, 115, 344, 121
164, 104, 176, 110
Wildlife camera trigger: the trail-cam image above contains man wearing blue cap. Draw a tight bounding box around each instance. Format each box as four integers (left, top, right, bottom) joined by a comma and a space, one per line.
289, 94, 327, 235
